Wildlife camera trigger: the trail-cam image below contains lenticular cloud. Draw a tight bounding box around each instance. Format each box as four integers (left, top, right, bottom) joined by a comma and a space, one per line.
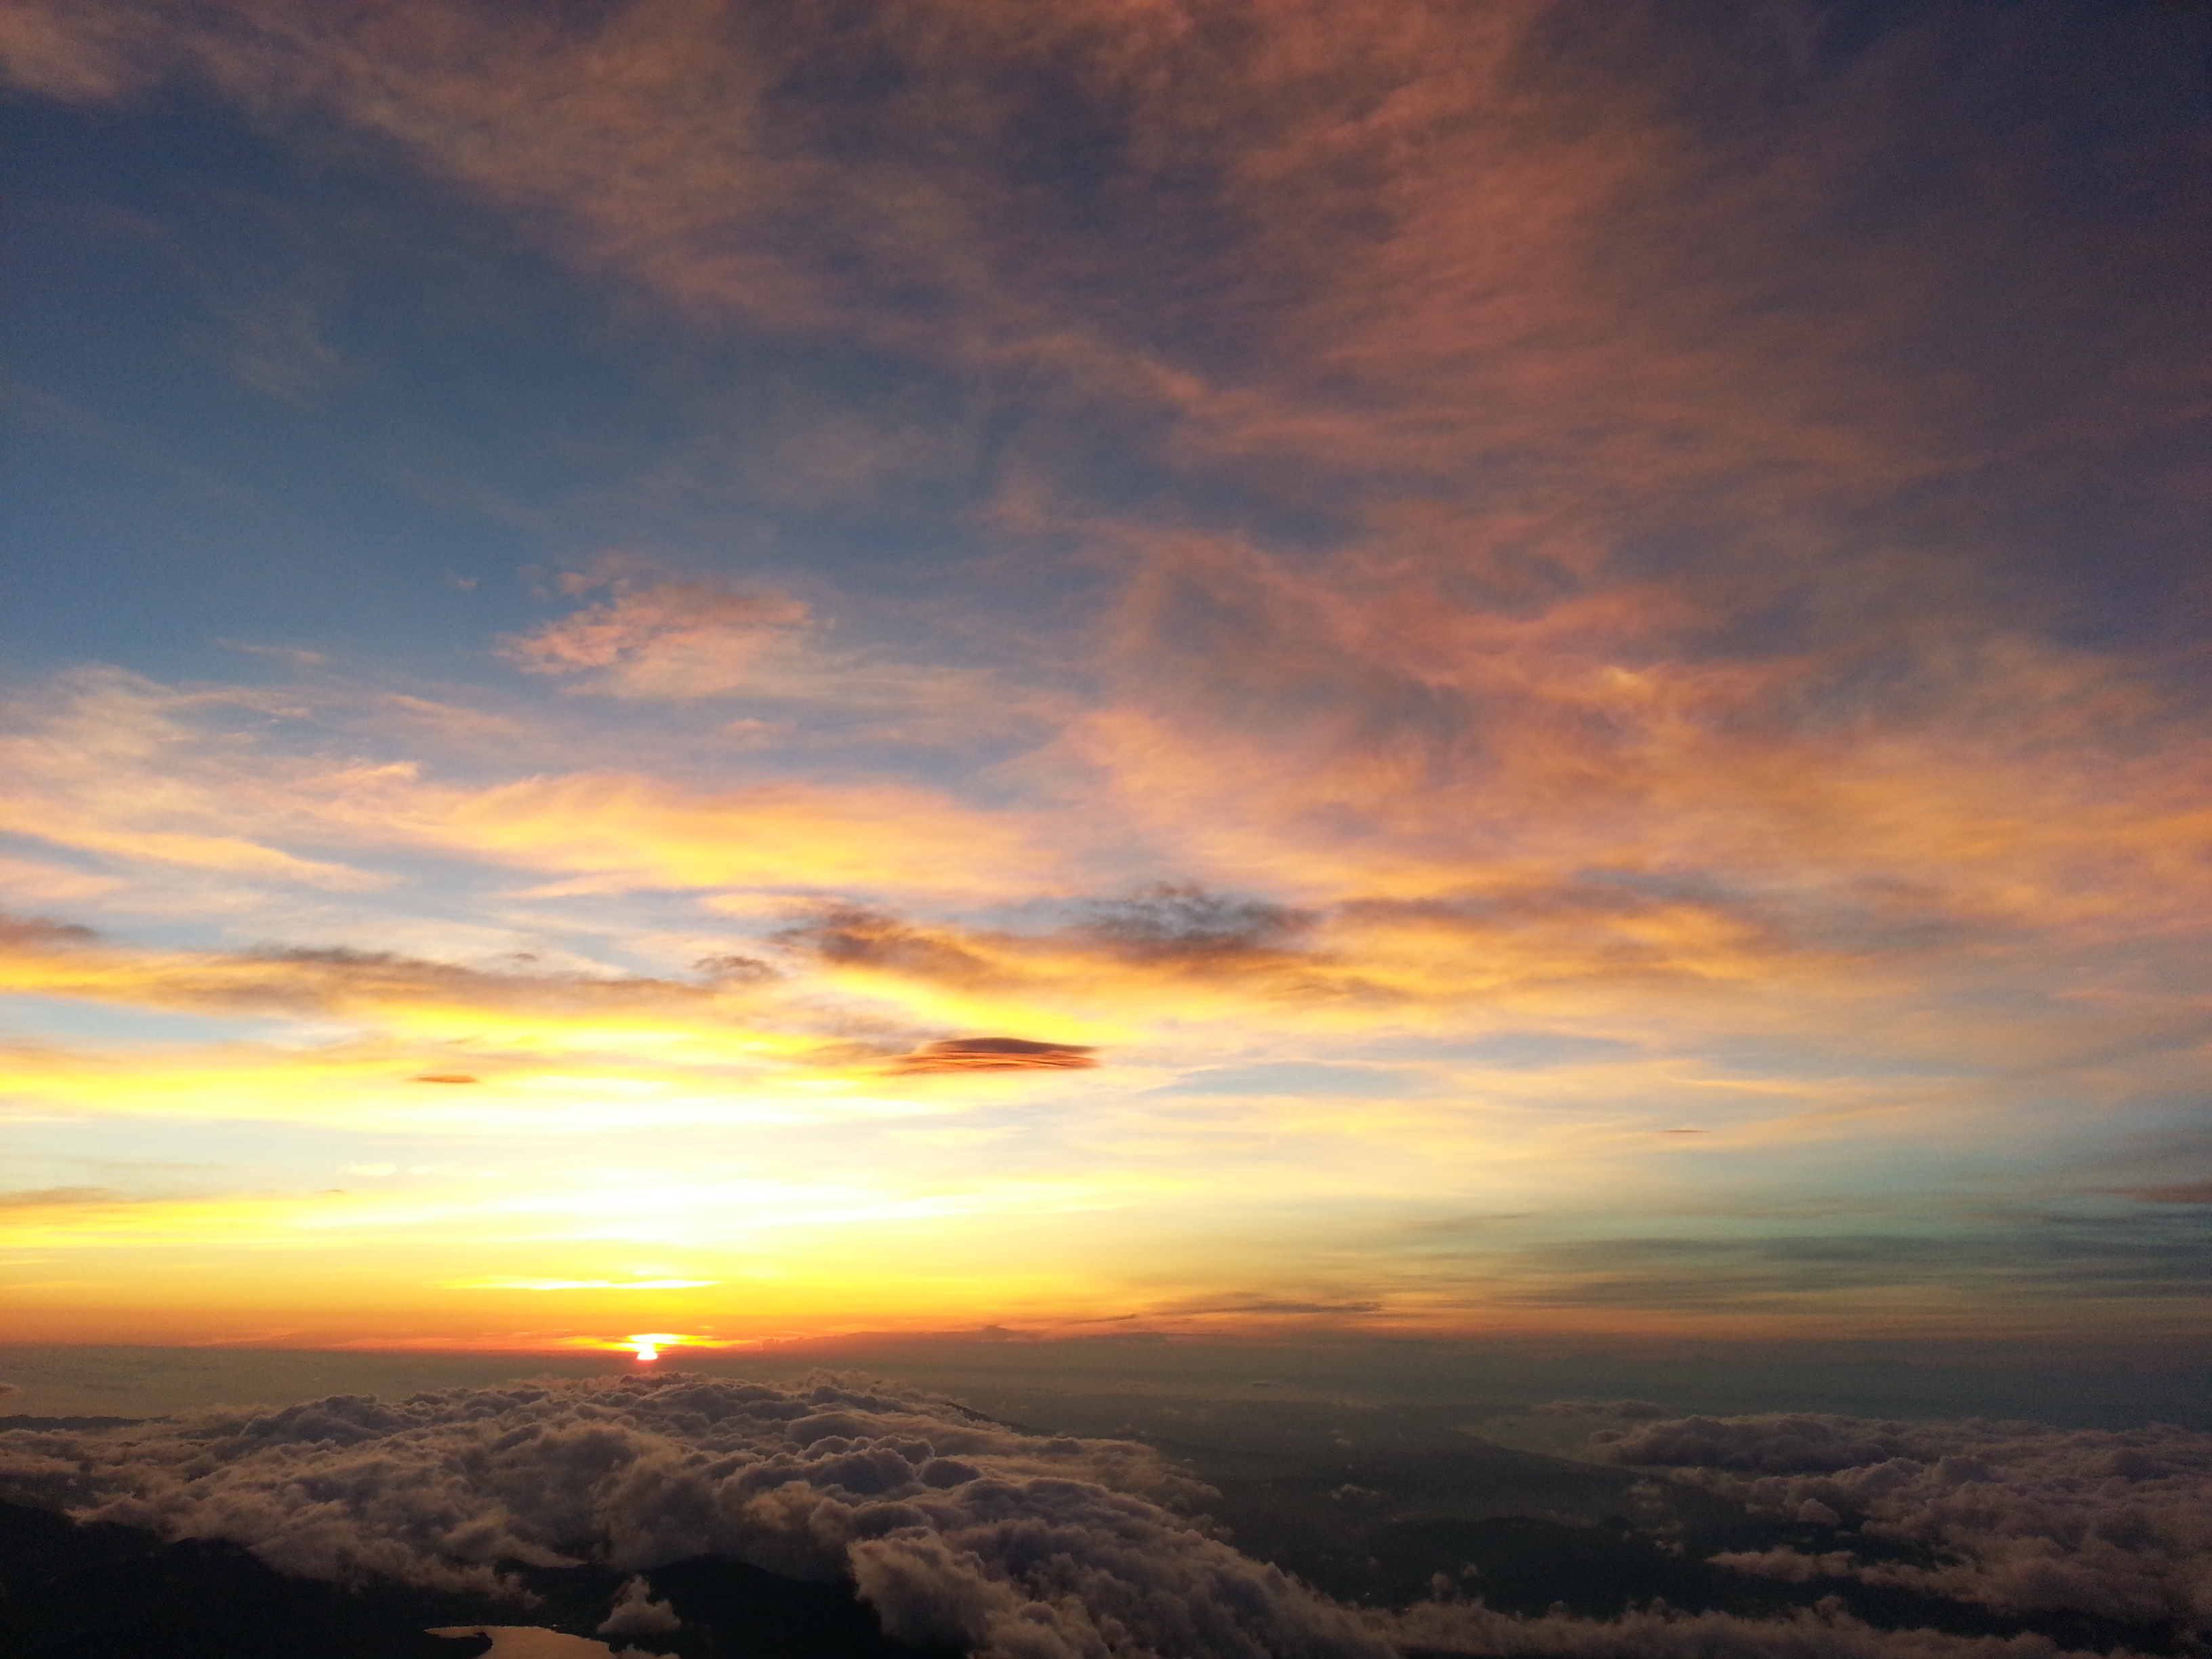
4, 1377, 2209, 1659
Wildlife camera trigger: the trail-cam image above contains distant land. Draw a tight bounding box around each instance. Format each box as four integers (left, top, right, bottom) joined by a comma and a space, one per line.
6, 1334, 2207, 1429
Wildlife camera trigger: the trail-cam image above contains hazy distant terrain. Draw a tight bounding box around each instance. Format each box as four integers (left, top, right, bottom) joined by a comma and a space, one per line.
8, 1336, 2207, 1427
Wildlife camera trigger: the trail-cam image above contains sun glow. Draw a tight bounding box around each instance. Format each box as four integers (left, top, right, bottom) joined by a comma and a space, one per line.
445, 1277, 720, 1291
626, 1332, 682, 1362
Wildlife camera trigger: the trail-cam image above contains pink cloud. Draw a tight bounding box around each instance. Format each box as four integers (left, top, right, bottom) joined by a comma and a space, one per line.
501, 578, 813, 701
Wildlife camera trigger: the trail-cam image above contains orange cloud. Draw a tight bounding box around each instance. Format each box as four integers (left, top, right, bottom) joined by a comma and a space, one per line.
0, 910, 725, 1026
0, 665, 1065, 907
0, 667, 401, 896
443, 772, 1062, 897
1059, 525, 2212, 952
887, 1038, 1099, 1076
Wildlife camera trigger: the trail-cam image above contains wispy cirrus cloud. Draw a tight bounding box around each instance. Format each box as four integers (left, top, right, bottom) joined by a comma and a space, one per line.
498, 565, 1042, 752
0, 665, 1068, 909
0, 1185, 134, 1210
444, 771, 1064, 899
0, 909, 724, 1025
0, 670, 390, 892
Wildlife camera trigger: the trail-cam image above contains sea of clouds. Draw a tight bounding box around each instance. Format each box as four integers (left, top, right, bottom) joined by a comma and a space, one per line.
1591, 1414, 2212, 1638
3, 1373, 2206, 1659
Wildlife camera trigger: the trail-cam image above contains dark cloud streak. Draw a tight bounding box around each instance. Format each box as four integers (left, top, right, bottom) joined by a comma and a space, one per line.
886, 1038, 1099, 1076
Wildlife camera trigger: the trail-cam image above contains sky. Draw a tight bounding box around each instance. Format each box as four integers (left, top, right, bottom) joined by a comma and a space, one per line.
1, 0, 2207, 1361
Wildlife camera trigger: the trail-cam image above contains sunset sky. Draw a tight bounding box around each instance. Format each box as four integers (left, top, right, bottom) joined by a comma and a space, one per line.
2, 0, 2207, 1359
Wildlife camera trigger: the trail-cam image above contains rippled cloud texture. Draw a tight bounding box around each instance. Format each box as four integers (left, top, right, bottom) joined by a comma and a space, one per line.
0, 1, 2207, 1350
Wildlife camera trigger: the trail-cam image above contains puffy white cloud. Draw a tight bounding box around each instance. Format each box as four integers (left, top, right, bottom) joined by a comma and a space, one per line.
1593, 1414, 2212, 1634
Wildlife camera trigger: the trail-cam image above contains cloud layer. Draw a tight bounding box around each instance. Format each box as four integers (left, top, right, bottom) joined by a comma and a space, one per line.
9, 1379, 2209, 1659
0, 1372, 1378, 1658
1595, 1414, 2212, 1637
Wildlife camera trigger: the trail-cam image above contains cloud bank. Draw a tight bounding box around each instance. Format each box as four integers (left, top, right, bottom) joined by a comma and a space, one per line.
0, 1372, 1377, 1658
1594, 1414, 2212, 1638
8, 1380, 2211, 1659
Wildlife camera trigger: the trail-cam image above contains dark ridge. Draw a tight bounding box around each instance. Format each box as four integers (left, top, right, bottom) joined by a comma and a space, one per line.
0, 1500, 499, 1659
0, 1415, 146, 1430
645, 1554, 966, 1659
0, 1500, 964, 1659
